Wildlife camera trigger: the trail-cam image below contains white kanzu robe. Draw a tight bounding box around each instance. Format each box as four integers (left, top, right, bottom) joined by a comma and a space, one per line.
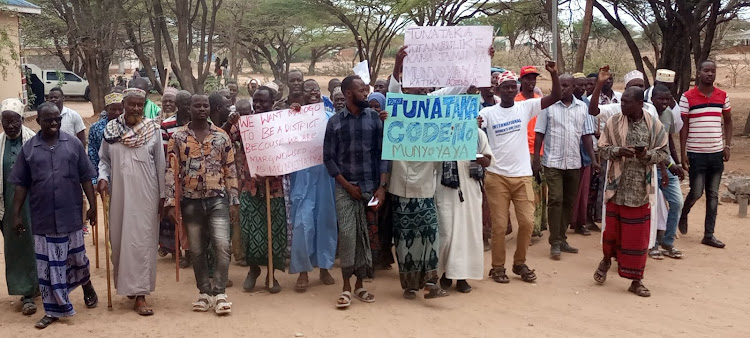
435, 130, 493, 280
99, 129, 165, 295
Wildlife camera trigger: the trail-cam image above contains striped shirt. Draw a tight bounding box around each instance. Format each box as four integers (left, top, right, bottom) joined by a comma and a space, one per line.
680, 87, 730, 154
535, 98, 595, 170
161, 114, 186, 154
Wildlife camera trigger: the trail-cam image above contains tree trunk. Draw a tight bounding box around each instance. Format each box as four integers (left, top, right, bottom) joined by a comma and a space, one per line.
308, 48, 318, 75
594, 1, 649, 86
573, 0, 594, 73
744, 110, 750, 136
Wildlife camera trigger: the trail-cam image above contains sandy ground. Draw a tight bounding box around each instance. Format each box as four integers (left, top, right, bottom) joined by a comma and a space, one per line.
1, 84, 750, 337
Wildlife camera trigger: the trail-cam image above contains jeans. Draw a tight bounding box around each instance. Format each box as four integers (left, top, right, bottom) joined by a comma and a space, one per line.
544, 167, 581, 246
182, 196, 231, 295
659, 170, 683, 247
681, 152, 724, 238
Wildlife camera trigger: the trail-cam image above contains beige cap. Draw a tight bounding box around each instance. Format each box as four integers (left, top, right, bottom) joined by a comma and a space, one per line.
0, 98, 24, 116
655, 69, 675, 83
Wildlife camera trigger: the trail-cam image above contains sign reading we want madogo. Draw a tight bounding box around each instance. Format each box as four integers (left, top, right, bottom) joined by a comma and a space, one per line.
238, 103, 326, 176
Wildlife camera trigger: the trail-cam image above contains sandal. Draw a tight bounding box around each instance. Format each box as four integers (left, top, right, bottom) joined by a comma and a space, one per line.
134, 297, 154, 316
628, 281, 651, 297
320, 269, 335, 285
403, 289, 417, 300
662, 246, 683, 259
649, 247, 664, 260
353, 288, 375, 303
594, 259, 611, 284
489, 268, 510, 284
295, 274, 309, 293
214, 294, 232, 315
192, 293, 213, 312
35, 315, 58, 329
512, 264, 537, 283
83, 285, 98, 309
336, 291, 352, 309
424, 284, 449, 299
21, 297, 37, 316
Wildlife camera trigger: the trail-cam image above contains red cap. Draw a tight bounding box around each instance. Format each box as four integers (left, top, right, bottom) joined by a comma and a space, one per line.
519, 66, 540, 78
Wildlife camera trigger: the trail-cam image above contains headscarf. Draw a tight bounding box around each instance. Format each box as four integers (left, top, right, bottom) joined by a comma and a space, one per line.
497, 70, 518, 84
1, 98, 24, 116
367, 92, 385, 110
104, 93, 123, 107
103, 115, 157, 148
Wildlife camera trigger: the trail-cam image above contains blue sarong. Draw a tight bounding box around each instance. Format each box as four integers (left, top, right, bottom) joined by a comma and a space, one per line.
34, 230, 90, 318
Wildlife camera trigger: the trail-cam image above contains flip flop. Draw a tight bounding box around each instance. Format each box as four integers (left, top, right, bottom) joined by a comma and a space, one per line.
336, 291, 352, 309
353, 288, 375, 303
21, 297, 37, 316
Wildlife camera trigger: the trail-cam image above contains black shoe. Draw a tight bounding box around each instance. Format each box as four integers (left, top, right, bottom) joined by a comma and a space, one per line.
440, 274, 452, 289
560, 242, 579, 254
574, 226, 591, 236
456, 280, 472, 293
701, 237, 725, 248
550, 244, 561, 260
180, 251, 192, 269
243, 265, 261, 291
678, 217, 688, 235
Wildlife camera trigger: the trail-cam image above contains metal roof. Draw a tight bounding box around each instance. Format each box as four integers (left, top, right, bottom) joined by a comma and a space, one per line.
1, 0, 41, 14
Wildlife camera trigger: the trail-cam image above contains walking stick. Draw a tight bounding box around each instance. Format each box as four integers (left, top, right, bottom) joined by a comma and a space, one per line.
171, 154, 182, 282
265, 178, 274, 282
101, 192, 113, 311
94, 198, 99, 269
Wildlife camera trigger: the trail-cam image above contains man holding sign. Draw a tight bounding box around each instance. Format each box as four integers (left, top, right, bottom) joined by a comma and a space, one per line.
324, 75, 388, 308
479, 62, 560, 284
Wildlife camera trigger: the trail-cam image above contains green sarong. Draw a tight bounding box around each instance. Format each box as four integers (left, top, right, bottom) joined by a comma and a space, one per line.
241, 192, 287, 271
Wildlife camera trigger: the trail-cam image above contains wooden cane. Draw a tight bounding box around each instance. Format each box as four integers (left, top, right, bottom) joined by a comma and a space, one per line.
171, 154, 182, 282
265, 178, 274, 282
101, 192, 113, 311
94, 197, 99, 268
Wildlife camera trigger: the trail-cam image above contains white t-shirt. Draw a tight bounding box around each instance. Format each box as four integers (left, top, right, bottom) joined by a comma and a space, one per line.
60, 106, 86, 137
479, 98, 543, 177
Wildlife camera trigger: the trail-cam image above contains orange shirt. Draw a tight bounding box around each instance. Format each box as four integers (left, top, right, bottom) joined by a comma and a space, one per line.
515, 92, 543, 155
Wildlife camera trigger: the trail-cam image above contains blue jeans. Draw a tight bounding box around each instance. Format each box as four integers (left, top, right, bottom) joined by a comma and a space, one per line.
681, 152, 724, 238
659, 170, 683, 247
182, 196, 231, 295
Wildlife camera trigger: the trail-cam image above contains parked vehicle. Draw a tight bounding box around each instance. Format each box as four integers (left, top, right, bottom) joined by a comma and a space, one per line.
23, 64, 91, 101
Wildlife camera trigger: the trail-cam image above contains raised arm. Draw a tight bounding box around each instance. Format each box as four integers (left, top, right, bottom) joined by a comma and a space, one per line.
588, 65, 610, 117
540, 61, 561, 109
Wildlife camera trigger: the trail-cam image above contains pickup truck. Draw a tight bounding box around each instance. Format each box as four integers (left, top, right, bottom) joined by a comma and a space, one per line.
23, 64, 90, 101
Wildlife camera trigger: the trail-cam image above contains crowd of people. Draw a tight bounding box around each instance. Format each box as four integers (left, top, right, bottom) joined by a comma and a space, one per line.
0, 46, 733, 329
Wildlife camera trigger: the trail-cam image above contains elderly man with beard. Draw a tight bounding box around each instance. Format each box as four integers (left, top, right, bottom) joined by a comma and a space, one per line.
11, 102, 99, 329
285, 79, 338, 292
227, 87, 288, 294
325, 75, 388, 308
97, 88, 166, 316
594, 86, 668, 297
161, 87, 178, 119
131, 78, 162, 121
0, 99, 38, 316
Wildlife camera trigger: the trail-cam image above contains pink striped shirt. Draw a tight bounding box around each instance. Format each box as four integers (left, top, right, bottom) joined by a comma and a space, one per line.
680, 87, 730, 154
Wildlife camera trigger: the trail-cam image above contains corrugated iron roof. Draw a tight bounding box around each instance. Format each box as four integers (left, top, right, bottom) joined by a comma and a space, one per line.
1, 0, 40, 9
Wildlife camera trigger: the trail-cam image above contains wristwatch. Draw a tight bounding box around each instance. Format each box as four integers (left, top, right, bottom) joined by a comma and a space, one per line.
380, 182, 388, 189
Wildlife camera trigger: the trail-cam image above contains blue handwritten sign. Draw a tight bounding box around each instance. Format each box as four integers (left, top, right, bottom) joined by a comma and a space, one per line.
382, 93, 479, 161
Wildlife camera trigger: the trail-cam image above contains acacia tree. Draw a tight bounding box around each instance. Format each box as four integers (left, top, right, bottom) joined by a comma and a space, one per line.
401, 0, 506, 26
307, 0, 408, 84
595, 0, 750, 92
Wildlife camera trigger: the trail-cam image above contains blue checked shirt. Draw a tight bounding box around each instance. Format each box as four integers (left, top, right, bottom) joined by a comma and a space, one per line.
323, 107, 388, 193
535, 98, 596, 170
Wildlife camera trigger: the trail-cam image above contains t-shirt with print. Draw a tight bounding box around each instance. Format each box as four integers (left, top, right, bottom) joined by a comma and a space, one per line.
479, 98, 543, 177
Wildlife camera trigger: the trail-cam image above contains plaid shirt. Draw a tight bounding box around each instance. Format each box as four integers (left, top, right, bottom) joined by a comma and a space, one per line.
165, 123, 239, 206
323, 107, 388, 193
535, 98, 596, 170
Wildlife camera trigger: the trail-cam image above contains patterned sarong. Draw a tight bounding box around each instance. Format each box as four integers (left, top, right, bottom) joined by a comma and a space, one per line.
34, 230, 90, 318
392, 196, 439, 291
603, 202, 650, 280
241, 192, 287, 271
335, 185, 373, 280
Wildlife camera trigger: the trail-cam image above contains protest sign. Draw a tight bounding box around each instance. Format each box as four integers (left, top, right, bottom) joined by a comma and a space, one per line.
382, 93, 479, 161
238, 103, 326, 176
402, 26, 493, 88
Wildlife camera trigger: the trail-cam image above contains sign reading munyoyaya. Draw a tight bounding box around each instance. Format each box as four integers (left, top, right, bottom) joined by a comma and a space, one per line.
382, 93, 479, 161
402, 26, 493, 88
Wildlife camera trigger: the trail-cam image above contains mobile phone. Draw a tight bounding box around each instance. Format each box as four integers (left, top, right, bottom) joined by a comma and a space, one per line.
634, 146, 646, 152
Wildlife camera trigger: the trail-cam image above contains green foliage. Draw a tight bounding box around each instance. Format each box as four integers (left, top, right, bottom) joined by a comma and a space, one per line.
55, 70, 66, 88
203, 75, 222, 93
0, 29, 18, 81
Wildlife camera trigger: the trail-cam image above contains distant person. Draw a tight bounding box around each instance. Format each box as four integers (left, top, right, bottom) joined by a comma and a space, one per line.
373, 79, 388, 96
328, 78, 341, 97
273, 70, 304, 109
161, 87, 178, 119
46, 87, 86, 146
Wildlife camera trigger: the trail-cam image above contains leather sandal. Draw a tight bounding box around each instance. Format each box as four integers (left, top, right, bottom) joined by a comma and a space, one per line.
489, 268, 510, 284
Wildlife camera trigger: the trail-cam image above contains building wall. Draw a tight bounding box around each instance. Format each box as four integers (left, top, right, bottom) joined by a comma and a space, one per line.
0, 12, 23, 102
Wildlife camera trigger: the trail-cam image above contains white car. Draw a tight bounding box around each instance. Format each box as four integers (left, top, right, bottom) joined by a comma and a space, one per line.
23, 64, 90, 101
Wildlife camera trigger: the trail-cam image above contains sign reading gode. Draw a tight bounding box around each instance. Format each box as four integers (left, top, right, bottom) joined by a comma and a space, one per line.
238, 103, 326, 176
382, 93, 479, 161
402, 25, 493, 88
